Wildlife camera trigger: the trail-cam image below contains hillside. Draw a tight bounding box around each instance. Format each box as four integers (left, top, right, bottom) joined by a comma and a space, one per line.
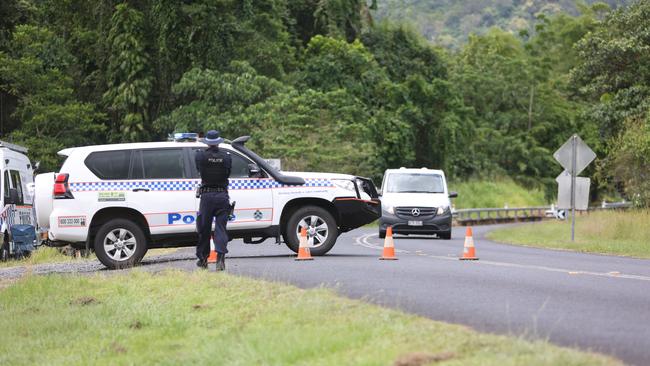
374, 0, 632, 47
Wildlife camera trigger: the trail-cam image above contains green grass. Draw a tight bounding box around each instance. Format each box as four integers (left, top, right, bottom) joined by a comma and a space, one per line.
0, 247, 178, 268
449, 178, 548, 209
0, 270, 619, 365
488, 210, 650, 258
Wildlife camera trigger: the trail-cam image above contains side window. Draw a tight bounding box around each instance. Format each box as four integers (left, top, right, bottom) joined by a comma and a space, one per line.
191, 149, 253, 178
3, 171, 9, 202
141, 149, 186, 179
85, 150, 132, 180
230, 154, 251, 178
10, 170, 24, 205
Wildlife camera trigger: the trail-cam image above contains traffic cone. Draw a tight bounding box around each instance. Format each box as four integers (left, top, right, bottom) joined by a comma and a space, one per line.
460, 226, 479, 260
295, 227, 313, 261
207, 238, 217, 263
379, 226, 398, 260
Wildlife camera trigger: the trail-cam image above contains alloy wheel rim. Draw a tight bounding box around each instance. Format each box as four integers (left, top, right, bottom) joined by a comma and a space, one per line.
296, 215, 329, 248
103, 228, 137, 261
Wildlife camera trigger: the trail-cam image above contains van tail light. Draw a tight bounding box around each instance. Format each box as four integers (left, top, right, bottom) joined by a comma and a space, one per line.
53, 173, 74, 199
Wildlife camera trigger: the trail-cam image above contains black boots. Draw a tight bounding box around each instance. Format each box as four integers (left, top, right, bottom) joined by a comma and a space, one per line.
196, 258, 208, 269
215, 254, 225, 271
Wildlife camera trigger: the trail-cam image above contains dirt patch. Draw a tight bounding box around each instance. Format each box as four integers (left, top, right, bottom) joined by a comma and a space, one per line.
192, 304, 210, 310
111, 342, 127, 354
71, 296, 99, 306
393, 351, 456, 366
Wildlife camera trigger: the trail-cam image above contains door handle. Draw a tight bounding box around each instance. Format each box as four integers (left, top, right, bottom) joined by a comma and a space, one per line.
132, 188, 150, 192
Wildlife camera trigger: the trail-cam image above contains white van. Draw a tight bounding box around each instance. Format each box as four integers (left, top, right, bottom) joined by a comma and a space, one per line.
378, 168, 457, 239
35, 135, 381, 269
0, 140, 37, 259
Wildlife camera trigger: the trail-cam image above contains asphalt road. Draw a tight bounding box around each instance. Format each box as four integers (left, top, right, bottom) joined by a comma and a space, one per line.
3, 224, 649, 364
139, 225, 650, 365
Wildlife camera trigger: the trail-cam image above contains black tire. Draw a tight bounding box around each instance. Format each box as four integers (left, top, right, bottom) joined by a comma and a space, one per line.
0, 233, 9, 261
283, 206, 338, 256
94, 219, 147, 269
439, 230, 452, 240
378, 229, 386, 239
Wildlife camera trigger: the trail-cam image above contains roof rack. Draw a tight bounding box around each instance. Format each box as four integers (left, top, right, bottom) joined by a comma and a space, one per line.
0, 140, 28, 154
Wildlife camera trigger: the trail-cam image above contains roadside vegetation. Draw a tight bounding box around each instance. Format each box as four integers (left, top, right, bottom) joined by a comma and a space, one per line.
1, 1, 649, 205
0, 270, 619, 365
450, 178, 547, 209
0, 247, 178, 268
488, 210, 650, 258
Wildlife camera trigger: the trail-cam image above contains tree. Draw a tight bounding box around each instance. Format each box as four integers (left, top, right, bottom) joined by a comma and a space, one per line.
0, 25, 104, 171
103, 3, 152, 142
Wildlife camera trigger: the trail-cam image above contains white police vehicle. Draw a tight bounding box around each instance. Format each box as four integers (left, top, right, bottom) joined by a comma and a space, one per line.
34, 134, 381, 269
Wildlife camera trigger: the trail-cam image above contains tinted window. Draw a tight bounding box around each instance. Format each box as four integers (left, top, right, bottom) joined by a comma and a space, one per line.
3, 171, 9, 201
142, 149, 186, 179
191, 149, 252, 178
85, 150, 131, 180
10, 170, 24, 204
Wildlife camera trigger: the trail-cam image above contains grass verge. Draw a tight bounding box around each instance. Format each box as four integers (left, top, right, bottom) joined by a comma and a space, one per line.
0, 247, 179, 268
487, 210, 650, 258
0, 270, 619, 365
449, 178, 547, 209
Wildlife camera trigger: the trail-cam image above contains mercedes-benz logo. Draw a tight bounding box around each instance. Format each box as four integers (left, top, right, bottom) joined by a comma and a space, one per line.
411, 208, 421, 217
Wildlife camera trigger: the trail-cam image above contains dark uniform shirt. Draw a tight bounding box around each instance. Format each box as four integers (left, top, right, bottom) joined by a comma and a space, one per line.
195, 147, 232, 189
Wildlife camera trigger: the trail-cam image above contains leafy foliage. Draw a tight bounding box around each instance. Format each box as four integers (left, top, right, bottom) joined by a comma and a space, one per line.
0, 0, 647, 206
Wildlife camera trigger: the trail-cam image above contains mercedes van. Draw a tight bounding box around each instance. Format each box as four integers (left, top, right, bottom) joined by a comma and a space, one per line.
378, 168, 457, 239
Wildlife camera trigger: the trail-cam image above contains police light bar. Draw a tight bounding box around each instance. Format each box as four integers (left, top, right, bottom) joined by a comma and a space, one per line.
173, 133, 198, 142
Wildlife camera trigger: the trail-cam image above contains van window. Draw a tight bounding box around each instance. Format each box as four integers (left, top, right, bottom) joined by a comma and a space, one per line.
3, 171, 9, 202
85, 150, 132, 180
385, 173, 445, 194
142, 149, 186, 179
191, 149, 252, 178
10, 170, 24, 205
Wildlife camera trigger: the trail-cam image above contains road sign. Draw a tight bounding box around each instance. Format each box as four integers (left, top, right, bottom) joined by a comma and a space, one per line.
553, 134, 596, 175
553, 134, 596, 242
557, 173, 590, 210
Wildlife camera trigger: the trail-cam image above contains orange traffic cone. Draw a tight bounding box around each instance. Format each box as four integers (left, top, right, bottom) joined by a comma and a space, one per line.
379, 226, 398, 260
295, 227, 313, 261
207, 238, 217, 263
460, 226, 479, 260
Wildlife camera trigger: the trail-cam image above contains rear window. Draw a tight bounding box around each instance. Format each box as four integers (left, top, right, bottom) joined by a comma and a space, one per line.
141, 149, 187, 179
85, 150, 132, 180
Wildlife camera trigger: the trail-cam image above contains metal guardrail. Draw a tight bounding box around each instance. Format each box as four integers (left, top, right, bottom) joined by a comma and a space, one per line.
453, 201, 632, 224
454, 206, 550, 223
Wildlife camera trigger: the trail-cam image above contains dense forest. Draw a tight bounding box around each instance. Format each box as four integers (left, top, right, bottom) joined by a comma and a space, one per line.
0, 1, 648, 206
375, 0, 633, 47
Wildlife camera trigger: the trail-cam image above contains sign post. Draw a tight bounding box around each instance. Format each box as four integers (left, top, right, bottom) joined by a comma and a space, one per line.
553, 134, 596, 241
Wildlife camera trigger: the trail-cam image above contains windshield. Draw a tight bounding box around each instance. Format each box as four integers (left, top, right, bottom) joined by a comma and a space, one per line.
385, 173, 445, 193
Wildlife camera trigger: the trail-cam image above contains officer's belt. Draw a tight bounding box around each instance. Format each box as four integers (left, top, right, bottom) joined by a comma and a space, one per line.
200, 186, 227, 194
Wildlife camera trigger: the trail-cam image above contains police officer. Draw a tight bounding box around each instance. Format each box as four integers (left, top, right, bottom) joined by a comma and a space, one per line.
195, 130, 232, 271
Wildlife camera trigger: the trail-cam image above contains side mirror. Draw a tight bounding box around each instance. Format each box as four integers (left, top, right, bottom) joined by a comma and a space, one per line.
6, 188, 20, 205
248, 163, 262, 178
448, 191, 458, 198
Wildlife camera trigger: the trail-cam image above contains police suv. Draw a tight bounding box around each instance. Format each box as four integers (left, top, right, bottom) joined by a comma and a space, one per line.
34, 135, 381, 269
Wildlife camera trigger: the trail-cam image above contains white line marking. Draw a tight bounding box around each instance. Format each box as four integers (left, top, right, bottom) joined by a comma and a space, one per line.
354, 233, 650, 282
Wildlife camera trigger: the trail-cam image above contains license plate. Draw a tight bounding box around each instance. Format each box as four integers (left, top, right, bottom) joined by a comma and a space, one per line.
408, 220, 423, 226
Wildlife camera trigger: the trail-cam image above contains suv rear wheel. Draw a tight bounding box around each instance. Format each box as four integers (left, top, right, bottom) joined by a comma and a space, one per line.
94, 219, 147, 269
284, 206, 338, 256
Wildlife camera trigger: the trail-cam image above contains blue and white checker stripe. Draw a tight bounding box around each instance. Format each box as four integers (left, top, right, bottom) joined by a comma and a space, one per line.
69, 178, 333, 192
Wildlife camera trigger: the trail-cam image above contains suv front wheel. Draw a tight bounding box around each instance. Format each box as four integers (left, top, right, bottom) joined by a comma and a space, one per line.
94, 219, 147, 269
284, 206, 338, 256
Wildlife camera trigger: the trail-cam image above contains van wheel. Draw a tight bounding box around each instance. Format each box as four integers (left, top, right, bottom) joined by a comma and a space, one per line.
284, 206, 338, 256
94, 219, 147, 270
